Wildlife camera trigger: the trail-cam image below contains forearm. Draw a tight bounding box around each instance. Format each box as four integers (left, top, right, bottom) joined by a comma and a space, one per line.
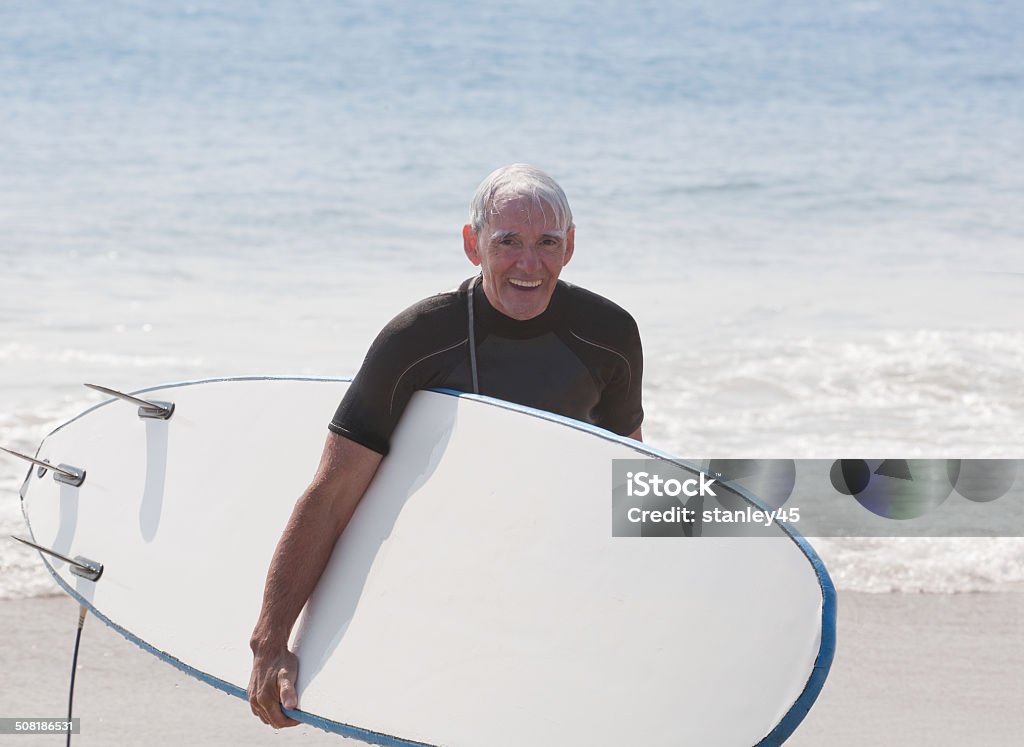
249, 485, 355, 651
249, 432, 383, 654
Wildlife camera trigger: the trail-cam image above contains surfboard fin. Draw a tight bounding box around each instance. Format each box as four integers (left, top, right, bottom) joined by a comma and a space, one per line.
84, 383, 175, 420
0, 446, 86, 486
10, 536, 104, 581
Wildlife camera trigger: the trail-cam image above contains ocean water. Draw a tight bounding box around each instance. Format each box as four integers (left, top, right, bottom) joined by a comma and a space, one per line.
1, 0, 1022, 597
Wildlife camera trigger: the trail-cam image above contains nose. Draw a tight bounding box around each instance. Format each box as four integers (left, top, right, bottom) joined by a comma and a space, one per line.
515, 245, 542, 273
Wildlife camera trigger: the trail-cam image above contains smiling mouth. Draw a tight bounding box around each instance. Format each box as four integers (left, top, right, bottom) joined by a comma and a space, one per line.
508, 278, 543, 289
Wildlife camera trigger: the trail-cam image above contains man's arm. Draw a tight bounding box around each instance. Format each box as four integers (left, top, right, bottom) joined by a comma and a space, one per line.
247, 431, 384, 728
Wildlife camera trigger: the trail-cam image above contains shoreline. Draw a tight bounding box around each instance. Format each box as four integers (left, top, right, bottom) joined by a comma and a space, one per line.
1, 592, 1021, 745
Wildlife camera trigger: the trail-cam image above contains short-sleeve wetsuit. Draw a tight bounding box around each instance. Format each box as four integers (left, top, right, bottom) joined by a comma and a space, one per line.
329, 276, 644, 455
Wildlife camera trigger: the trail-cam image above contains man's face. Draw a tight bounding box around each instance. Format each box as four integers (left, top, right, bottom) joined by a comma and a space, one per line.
462, 196, 575, 320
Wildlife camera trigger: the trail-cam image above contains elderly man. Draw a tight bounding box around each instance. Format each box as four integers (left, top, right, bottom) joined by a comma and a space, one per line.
247, 164, 644, 728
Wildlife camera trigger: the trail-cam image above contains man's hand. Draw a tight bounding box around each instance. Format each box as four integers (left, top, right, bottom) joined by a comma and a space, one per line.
248, 646, 301, 728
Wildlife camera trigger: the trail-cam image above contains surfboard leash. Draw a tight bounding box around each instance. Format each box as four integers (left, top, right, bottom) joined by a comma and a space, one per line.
66, 604, 87, 747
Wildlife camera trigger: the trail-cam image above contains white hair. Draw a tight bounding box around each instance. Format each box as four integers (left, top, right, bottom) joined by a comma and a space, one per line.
468, 164, 574, 234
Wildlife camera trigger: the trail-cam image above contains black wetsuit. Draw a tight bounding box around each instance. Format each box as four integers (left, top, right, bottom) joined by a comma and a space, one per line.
329, 277, 644, 455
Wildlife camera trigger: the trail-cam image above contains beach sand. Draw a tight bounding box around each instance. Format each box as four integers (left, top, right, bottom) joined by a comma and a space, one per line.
1, 592, 1021, 746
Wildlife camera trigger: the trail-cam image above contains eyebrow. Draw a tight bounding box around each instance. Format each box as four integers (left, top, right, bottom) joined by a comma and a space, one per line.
490, 230, 565, 241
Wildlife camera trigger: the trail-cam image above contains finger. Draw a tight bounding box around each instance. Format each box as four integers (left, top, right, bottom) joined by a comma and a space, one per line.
267, 702, 300, 729
258, 693, 296, 728
249, 692, 270, 725
247, 684, 264, 722
267, 709, 299, 728
252, 678, 293, 728
246, 683, 259, 713
275, 669, 300, 726
279, 672, 298, 710
278, 711, 301, 728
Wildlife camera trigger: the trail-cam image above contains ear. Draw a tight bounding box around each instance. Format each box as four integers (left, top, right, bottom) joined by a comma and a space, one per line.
463, 224, 482, 267
562, 225, 575, 267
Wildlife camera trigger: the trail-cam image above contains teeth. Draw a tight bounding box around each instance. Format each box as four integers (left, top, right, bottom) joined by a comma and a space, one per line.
509, 278, 542, 288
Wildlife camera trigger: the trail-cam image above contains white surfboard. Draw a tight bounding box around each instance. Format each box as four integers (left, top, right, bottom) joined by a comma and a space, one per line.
18, 377, 835, 746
